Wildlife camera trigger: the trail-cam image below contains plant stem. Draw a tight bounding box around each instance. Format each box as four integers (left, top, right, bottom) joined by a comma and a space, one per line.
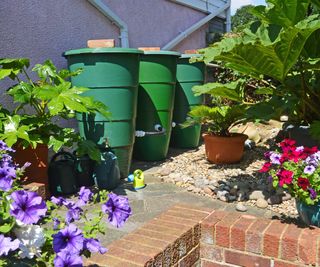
22, 68, 35, 87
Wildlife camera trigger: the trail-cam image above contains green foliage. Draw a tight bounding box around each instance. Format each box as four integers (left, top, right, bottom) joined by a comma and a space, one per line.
184, 105, 246, 135
194, 0, 320, 135
0, 59, 110, 154
231, 5, 256, 31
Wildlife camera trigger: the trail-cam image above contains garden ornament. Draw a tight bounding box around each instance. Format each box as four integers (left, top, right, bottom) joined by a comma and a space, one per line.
133, 169, 146, 190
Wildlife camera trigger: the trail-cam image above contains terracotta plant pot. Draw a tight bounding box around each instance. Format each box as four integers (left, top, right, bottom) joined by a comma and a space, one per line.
13, 144, 49, 196
203, 133, 248, 164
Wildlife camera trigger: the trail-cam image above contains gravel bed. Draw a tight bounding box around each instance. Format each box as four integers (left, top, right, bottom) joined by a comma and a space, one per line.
156, 143, 298, 218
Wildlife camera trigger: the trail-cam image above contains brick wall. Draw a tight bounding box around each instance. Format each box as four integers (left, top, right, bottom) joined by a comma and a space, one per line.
86, 205, 320, 267
200, 211, 320, 267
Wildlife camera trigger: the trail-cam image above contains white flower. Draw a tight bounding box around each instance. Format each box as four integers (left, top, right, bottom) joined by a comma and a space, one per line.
14, 224, 45, 259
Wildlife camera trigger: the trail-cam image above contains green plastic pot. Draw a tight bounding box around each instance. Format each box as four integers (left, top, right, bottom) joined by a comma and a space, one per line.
64, 48, 143, 177
170, 54, 206, 148
133, 50, 181, 161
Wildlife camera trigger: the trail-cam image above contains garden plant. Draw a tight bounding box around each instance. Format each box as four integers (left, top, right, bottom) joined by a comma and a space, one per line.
0, 58, 110, 159
0, 140, 132, 266
260, 138, 320, 225
193, 0, 320, 138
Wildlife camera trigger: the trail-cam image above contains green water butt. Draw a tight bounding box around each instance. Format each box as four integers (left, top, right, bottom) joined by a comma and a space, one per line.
171, 54, 206, 148
64, 48, 143, 177
133, 51, 180, 161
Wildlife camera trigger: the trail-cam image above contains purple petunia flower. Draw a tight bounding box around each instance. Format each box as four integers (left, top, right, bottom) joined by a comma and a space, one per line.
50, 196, 66, 206
296, 146, 304, 152
306, 152, 320, 166
309, 188, 317, 200
0, 141, 15, 152
65, 206, 82, 224
0, 176, 13, 192
10, 190, 47, 225
0, 234, 20, 256
53, 218, 60, 230
77, 187, 93, 207
53, 250, 83, 267
304, 165, 316, 175
84, 238, 107, 254
270, 152, 281, 165
102, 193, 132, 228
61, 200, 83, 224
52, 224, 84, 254
0, 163, 16, 191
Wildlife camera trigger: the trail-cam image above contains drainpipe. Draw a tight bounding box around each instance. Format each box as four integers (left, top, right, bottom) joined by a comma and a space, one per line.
225, 6, 231, 32
87, 0, 129, 48
164, 0, 231, 50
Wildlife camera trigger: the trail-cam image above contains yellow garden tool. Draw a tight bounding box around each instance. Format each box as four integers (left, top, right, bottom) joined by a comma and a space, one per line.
133, 169, 146, 190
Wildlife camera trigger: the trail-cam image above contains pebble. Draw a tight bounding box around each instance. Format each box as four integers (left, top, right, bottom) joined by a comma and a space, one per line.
187, 185, 195, 191
256, 198, 269, 209
236, 202, 247, 212
154, 122, 298, 218
267, 195, 282, 205
230, 188, 238, 196
249, 190, 268, 200
229, 195, 237, 202
160, 168, 171, 176
219, 195, 229, 202
204, 187, 213, 195
282, 192, 292, 201
217, 190, 229, 198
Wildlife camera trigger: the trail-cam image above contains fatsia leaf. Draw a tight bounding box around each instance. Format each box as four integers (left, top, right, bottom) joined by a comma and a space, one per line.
32, 59, 57, 81
1, 115, 30, 146
7, 82, 34, 103
0, 69, 12, 80
0, 58, 29, 80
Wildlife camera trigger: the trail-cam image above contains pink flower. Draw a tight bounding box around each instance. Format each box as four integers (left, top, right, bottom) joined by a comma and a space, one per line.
297, 177, 310, 191
277, 169, 293, 187
259, 162, 272, 173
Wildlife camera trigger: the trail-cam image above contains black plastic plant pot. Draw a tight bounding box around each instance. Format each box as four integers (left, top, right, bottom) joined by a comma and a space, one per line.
48, 151, 78, 196
75, 155, 95, 187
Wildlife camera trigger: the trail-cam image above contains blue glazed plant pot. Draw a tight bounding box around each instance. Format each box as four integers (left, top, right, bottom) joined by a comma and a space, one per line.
296, 200, 320, 227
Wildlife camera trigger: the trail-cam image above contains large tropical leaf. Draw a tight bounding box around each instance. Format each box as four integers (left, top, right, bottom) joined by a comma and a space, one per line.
211, 16, 320, 82
251, 0, 311, 27
192, 80, 244, 102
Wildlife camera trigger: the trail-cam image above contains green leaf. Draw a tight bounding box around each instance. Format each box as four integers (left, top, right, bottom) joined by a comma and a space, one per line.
0, 69, 12, 80
192, 80, 244, 102
0, 220, 15, 233
32, 59, 57, 81
48, 136, 65, 152
1, 115, 31, 147
310, 120, 320, 140
251, 0, 311, 27
7, 82, 34, 103
77, 140, 101, 162
254, 87, 274, 95
0, 58, 29, 80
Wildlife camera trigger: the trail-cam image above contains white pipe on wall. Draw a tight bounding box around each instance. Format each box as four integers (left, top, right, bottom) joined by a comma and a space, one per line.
87, 0, 129, 48
163, 1, 230, 50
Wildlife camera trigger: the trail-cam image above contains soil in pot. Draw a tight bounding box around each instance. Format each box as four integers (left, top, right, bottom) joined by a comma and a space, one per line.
203, 133, 248, 164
